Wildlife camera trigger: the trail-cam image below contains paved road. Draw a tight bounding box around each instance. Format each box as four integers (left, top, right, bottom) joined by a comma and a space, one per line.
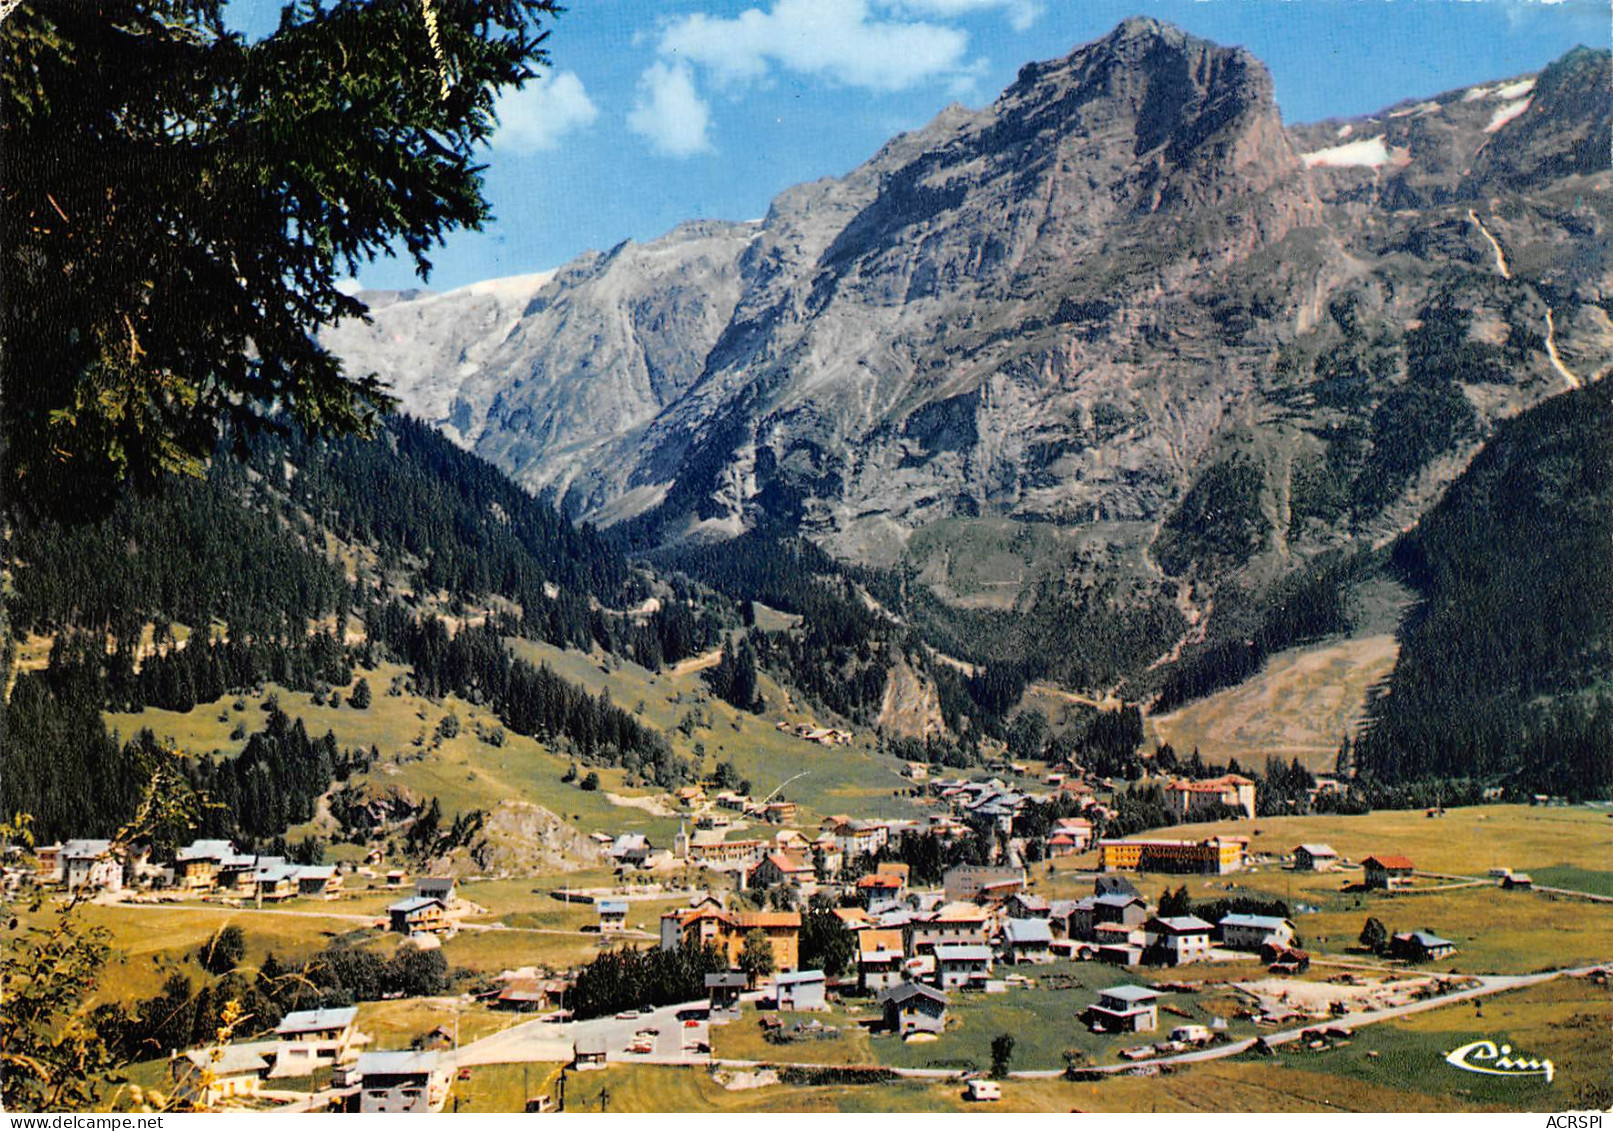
1006, 965, 1598, 1079
457, 963, 1606, 1083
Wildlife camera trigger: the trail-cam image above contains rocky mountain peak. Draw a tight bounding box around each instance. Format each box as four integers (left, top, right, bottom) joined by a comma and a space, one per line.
328, 29, 1609, 612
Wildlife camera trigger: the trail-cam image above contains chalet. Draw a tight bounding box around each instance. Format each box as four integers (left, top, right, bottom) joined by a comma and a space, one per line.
1049, 817, 1094, 854
355, 1050, 451, 1113
1048, 899, 1083, 938
572, 1038, 609, 1071
716, 792, 749, 811
661, 904, 731, 951
874, 861, 911, 885
1264, 944, 1311, 974
175, 840, 235, 892
385, 869, 409, 887
387, 895, 448, 935
762, 801, 800, 825
295, 865, 341, 899
907, 902, 989, 954
33, 843, 62, 884
1390, 930, 1456, 963
252, 862, 299, 902
1363, 855, 1416, 890
273, 1006, 366, 1075
1095, 875, 1142, 899
495, 978, 564, 1012
674, 786, 706, 807
773, 829, 813, 854
169, 1045, 271, 1108
833, 906, 875, 931
61, 840, 121, 893
1165, 773, 1257, 819
1001, 917, 1054, 964
823, 817, 888, 859
416, 876, 456, 903
812, 836, 845, 878
1219, 914, 1296, 952
216, 853, 260, 892
1502, 872, 1534, 891
705, 972, 747, 1019
855, 872, 905, 906
942, 864, 1025, 903
977, 877, 1025, 906
1085, 984, 1160, 1033
610, 834, 651, 868
858, 929, 906, 991
880, 982, 948, 1036
1145, 916, 1215, 966
933, 943, 993, 989
1005, 893, 1050, 920
1095, 934, 1145, 967
749, 852, 815, 892
1293, 844, 1339, 872
596, 899, 629, 933
773, 969, 828, 1011
1072, 893, 1147, 940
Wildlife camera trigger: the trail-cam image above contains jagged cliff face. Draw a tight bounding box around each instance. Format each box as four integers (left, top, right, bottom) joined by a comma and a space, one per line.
329, 19, 1612, 615
323, 220, 760, 503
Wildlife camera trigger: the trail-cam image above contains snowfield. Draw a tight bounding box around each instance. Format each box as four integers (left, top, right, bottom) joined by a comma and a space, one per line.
1485, 97, 1533, 134
1301, 136, 1392, 169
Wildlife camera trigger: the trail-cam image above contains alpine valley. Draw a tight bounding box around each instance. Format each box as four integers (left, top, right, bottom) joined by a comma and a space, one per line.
6, 13, 1613, 1117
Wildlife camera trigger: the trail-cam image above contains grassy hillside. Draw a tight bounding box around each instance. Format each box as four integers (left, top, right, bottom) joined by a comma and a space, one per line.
1145, 632, 1400, 770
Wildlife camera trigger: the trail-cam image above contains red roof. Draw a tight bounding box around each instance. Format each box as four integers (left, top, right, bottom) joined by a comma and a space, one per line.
1364, 855, 1416, 870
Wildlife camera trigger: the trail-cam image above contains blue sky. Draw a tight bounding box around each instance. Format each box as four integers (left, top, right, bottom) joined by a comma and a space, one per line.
231, 1, 1606, 291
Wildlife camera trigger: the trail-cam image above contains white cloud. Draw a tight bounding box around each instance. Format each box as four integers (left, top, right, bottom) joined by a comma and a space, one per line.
655, 0, 971, 94
491, 70, 599, 154
882, 0, 1043, 33
627, 0, 1008, 158
627, 60, 715, 158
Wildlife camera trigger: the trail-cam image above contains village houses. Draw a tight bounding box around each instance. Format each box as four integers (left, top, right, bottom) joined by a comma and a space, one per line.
1293, 843, 1340, 872
272, 1007, 368, 1076
387, 895, 449, 936
1219, 913, 1296, 952
353, 1050, 451, 1114
1085, 984, 1161, 1033
879, 982, 948, 1036
169, 1046, 271, 1108
857, 928, 906, 992
1364, 855, 1417, 890
1145, 915, 1215, 965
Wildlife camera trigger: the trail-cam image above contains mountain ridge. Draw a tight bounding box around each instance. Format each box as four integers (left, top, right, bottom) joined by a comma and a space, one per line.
326, 20, 1611, 675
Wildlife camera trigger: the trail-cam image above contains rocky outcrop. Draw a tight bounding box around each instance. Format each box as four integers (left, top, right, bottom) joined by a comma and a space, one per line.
328, 21, 1611, 621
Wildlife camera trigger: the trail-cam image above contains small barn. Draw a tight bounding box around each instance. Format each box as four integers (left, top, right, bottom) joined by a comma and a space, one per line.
879, 982, 948, 1036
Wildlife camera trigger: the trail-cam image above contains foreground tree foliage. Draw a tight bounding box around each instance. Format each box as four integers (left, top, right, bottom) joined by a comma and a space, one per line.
1, 765, 203, 1111
1, 0, 560, 520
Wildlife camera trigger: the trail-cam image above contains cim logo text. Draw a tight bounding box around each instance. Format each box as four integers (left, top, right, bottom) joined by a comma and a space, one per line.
1445, 1039, 1555, 1083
